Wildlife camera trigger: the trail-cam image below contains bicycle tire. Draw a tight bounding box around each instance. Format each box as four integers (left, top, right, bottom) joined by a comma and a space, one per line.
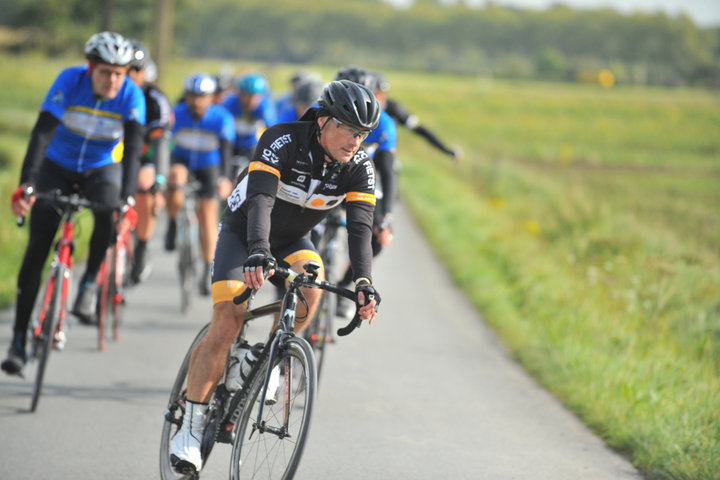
229, 336, 316, 480
111, 242, 127, 341
159, 323, 210, 480
97, 248, 113, 351
30, 267, 63, 413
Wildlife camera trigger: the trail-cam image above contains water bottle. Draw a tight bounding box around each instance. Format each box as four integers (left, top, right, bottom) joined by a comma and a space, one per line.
225, 340, 250, 392
240, 343, 265, 381
226, 341, 264, 392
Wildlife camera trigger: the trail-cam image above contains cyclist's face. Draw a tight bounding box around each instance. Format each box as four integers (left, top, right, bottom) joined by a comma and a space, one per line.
91, 64, 129, 99
317, 116, 369, 163
186, 93, 213, 118
127, 67, 145, 88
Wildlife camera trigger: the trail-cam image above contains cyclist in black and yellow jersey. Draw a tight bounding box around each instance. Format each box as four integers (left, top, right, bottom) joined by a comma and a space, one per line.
170, 80, 382, 475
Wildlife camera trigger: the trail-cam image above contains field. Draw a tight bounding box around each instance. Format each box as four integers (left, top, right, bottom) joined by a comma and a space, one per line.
1, 54, 719, 479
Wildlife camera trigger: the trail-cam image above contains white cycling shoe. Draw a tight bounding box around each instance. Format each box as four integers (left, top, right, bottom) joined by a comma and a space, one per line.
170, 401, 206, 475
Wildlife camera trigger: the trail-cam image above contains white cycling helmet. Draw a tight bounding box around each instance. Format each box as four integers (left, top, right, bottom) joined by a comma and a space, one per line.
84, 31, 133, 66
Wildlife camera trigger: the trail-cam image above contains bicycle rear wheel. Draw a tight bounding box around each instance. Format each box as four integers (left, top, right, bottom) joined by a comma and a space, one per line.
229, 336, 316, 480
30, 267, 63, 413
159, 323, 209, 480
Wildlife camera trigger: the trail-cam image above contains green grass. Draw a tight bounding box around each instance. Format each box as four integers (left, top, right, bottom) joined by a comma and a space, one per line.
1, 54, 718, 479
395, 73, 719, 479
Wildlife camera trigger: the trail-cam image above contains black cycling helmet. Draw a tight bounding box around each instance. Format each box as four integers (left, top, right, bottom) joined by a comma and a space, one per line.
127, 39, 149, 70
319, 80, 381, 130
84, 31, 133, 66
334, 65, 374, 89
183, 73, 217, 96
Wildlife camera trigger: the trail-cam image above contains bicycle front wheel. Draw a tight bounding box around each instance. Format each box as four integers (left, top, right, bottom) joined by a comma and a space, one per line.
230, 336, 316, 480
159, 323, 209, 480
30, 267, 63, 413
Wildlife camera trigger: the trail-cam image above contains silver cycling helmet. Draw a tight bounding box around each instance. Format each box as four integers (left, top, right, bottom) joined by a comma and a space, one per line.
84, 31, 133, 66
319, 80, 381, 130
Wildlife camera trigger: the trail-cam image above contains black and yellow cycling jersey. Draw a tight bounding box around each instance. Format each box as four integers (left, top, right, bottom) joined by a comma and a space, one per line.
220, 114, 376, 284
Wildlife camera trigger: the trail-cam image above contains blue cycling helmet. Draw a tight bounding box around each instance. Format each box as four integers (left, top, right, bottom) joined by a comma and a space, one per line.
237, 73, 269, 95
183, 73, 217, 96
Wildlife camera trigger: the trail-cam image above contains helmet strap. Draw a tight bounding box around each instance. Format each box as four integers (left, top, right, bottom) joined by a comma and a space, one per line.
316, 117, 340, 165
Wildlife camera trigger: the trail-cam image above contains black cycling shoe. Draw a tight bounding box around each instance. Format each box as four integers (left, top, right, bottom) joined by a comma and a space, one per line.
1, 343, 26, 376
198, 263, 211, 296
72, 282, 99, 325
165, 219, 177, 251
130, 243, 152, 284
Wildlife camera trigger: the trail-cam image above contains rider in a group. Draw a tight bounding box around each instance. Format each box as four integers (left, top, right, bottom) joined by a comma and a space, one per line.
164, 73, 235, 296
333, 66, 397, 315
169, 80, 382, 475
221, 72, 278, 178
126, 39, 174, 284
276, 77, 325, 123
274, 69, 321, 123
2, 31, 145, 374
375, 71, 461, 160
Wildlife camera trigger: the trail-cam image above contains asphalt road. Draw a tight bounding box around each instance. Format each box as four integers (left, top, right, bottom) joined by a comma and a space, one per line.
0, 202, 644, 480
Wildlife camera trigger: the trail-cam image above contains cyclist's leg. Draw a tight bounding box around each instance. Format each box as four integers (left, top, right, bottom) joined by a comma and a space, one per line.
72, 163, 121, 324
274, 240, 325, 335
3, 162, 68, 373
193, 165, 220, 294
170, 224, 249, 471
164, 158, 188, 251
166, 160, 188, 219
132, 161, 157, 282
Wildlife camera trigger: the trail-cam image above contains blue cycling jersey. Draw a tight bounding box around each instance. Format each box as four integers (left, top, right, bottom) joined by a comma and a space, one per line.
171, 102, 235, 171
222, 94, 278, 151
42, 65, 146, 172
364, 110, 396, 154
274, 92, 295, 123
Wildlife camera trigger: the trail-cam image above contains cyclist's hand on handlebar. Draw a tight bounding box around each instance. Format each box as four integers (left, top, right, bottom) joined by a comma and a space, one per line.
355, 280, 381, 325
11, 184, 35, 218
242, 251, 276, 290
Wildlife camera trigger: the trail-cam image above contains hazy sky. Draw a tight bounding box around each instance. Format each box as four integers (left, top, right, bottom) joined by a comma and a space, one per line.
385, 0, 720, 27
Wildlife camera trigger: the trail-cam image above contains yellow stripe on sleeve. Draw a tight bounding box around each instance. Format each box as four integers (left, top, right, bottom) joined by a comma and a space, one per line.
249, 161, 281, 179
346, 191, 376, 205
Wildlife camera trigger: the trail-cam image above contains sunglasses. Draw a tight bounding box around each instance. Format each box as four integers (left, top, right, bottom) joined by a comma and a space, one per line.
331, 117, 371, 141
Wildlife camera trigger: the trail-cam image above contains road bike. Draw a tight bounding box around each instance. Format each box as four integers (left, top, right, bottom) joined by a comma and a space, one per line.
16, 187, 107, 412
96, 206, 136, 351
175, 181, 201, 313
306, 207, 347, 384
159, 261, 364, 479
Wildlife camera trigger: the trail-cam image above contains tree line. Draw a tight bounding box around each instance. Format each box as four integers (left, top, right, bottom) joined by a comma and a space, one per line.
1, 0, 718, 87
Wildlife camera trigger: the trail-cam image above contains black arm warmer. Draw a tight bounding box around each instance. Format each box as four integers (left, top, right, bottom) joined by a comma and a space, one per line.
120, 120, 144, 199
19, 111, 59, 185
413, 125, 455, 156
220, 138, 234, 180
373, 149, 396, 219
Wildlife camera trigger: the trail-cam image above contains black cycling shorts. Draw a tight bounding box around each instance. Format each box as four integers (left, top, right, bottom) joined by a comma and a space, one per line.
170, 157, 220, 199
210, 221, 323, 305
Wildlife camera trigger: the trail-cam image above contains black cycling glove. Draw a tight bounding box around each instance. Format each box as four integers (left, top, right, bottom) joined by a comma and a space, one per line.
355, 281, 381, 309
242, 251, 276, 274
